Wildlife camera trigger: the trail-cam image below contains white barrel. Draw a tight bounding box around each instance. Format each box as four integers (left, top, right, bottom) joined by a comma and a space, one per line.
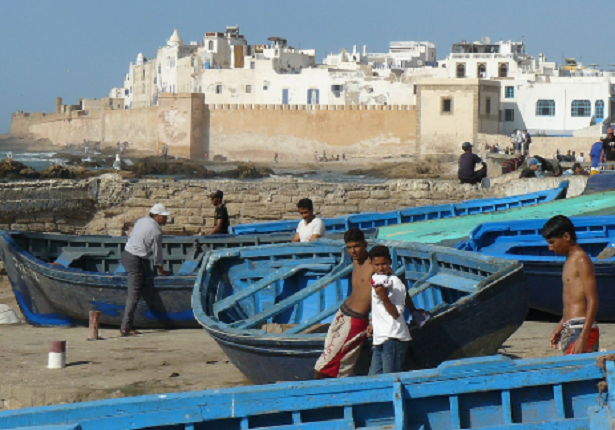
48, 340, 66, 369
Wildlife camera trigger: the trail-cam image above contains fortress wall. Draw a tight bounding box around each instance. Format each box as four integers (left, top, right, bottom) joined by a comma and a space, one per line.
206, 104, 417, 161
0, 174, 585, 237
102, 107, 158, 151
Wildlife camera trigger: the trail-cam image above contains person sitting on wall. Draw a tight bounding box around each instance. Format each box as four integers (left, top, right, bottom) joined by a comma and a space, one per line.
601, 127, 615, 170
291, 198, 326, 243
520, 158, 543, 178
457, 142, 487, 185
563, 163, 588, 176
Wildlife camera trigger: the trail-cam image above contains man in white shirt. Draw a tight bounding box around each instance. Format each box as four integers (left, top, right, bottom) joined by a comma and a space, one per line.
291, 198, 325, 243
121, 203, 171, 336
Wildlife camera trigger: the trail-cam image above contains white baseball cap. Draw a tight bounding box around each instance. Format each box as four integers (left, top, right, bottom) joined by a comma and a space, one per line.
150, 203, 171, 216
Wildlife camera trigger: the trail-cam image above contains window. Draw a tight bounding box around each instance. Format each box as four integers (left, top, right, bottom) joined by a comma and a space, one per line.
208, 41, 214, 50
536, 100, 555, 116
498, 63, 508, 78
215, 85, 222, 94
456, 63, 465, 78
505, 86, 514, 98
250, 62, 255, 69
331, 84, 344, 92
124, 89, 129, 96
246, 85, 252, 93
477, 63, 486, 78
505, 109, 514, 122
263, 85, 268, 91
486, 97, 491, 115
596, 100, 605, 120
413, 84, 417, 95
441, 97, 452, 114
571, 100, 591, 117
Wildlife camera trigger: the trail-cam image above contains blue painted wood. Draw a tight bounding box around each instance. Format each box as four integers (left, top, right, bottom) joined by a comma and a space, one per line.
0, 231, 295, 328
229, 183, 569, 235
455, 215, 615, 319
583, 173, 615, 195
0, 352, 612, 430
192, 239, 528, 384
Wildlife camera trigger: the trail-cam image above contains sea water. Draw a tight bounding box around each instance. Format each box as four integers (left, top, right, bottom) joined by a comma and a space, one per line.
0, 150, 68, 171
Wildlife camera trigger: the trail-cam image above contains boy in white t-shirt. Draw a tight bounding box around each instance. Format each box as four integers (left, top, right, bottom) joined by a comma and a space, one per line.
291, 198, 326, 243
367, 245, 412, 375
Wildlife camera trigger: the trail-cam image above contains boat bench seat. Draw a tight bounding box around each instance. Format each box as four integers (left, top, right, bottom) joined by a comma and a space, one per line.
54, 247, 113, 268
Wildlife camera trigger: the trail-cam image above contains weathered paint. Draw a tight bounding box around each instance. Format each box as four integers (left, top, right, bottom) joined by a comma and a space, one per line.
378, 190, 615, 244
456, 215, 615, 320
230, 182, 568, 235
0, 352, 612, 430
193, 239, 528, 383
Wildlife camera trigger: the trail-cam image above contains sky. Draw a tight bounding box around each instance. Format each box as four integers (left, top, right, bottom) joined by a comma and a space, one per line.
1, 0, 612, 134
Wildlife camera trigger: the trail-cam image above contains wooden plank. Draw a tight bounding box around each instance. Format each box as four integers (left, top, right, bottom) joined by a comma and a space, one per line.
213, 263, 333, 315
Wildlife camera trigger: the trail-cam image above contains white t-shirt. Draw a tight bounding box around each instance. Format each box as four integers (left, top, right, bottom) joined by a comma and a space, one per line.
576, 156, 585, 163
296, 218, 325, 242
370, 274, 411, 345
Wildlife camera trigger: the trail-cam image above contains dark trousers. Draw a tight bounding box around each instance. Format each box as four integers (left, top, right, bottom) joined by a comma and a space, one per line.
459, 165, 488, 185
121, 250, 149, 332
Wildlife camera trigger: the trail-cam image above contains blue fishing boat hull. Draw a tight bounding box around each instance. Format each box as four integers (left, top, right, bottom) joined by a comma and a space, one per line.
194, 240, 528, 384
0, 231, 294, 328
1, 352, 613, 430
230, 182, 569, 235
456, 216, 615, 319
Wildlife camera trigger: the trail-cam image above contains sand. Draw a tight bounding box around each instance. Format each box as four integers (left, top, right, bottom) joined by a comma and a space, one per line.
0, 276, 612, 410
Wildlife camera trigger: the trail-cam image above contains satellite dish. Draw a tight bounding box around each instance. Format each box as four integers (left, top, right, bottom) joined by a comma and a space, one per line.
417, 59, 424, 66
482, 36, 491, 45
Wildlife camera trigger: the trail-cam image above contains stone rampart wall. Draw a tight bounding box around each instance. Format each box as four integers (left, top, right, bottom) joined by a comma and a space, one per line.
0, 174, 587, 237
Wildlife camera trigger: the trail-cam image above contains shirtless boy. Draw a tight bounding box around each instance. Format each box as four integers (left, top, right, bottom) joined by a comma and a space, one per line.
314, 228, 373, 378
542, 215, 599, 354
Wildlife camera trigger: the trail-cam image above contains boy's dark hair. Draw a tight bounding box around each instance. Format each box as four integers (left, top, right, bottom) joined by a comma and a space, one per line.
297, 198, 313, 211
542, 215, 577, 241
344, 227, 365, 244
369, 245, 391, 261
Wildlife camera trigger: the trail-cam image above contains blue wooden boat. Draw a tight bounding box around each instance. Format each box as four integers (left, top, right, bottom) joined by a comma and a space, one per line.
455, 216, 615, 320
583, 172, 615, 195
229, 182, 569, 235
192, 240, 528, 384
1, 352, 614, 430
0, 231, 296, 328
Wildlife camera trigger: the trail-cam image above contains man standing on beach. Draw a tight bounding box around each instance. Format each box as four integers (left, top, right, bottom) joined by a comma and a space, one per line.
314, 228, 372, 378
543, 216, 599, 354
205, 190, 229, 235
291, 198, 325, 243
121, 203, 171, 336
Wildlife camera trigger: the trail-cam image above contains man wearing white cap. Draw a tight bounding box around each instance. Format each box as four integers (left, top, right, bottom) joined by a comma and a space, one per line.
120, 203, 171, 336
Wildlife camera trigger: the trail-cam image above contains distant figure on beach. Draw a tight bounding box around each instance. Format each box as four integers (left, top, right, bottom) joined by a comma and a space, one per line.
589, 137, 604, 173
601, 127, 615, 170
314, 228, 371, 379
121, 204, 171, 337
457, 142, 487, 185
511, 129, 523, 156
576, 152, 585, 163
291, 198, 325, 243
315, 151, 318, 162
523, 130, 531, 156
161, 144, 168, 162
342, 154, 347, 163
274, 153, 279, 163
113, 154, 121, 170
543, 215, 599, 354
204, 190, 229, 235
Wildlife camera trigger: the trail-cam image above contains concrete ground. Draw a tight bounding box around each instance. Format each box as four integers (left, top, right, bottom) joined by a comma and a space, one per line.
0, 276, 612, 410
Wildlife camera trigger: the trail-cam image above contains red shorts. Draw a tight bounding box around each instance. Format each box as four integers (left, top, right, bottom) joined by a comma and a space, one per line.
560, 318, 600, 354
314, 307, 369, 377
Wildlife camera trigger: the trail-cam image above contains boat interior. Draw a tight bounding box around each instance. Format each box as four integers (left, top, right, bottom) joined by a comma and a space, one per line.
5, 231, 290, 275
204, 242, 507, 336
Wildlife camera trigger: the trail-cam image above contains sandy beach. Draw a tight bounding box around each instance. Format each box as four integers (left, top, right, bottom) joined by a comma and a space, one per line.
0, 276, 612, 410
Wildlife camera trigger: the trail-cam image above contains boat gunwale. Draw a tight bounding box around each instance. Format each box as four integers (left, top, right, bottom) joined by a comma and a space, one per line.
193, 239, 525, 340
